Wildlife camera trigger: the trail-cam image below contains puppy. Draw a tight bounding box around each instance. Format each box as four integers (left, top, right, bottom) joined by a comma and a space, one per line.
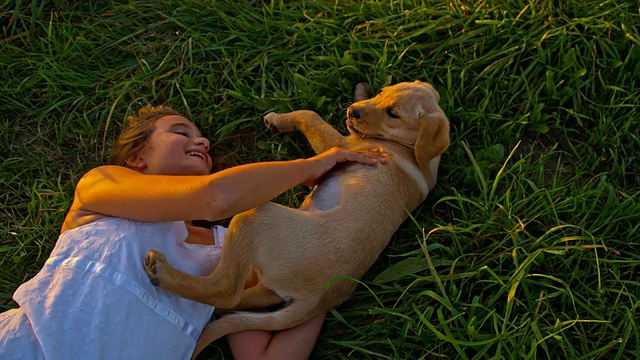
144, 80, 450, 357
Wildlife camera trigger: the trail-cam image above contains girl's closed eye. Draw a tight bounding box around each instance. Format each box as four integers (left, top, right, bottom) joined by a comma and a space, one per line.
175, 131, 189, 137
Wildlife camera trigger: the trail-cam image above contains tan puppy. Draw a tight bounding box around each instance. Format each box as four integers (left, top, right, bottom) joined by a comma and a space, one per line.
144, 80, 450, 357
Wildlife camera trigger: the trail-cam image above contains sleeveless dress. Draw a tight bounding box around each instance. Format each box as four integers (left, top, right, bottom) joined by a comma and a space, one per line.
0, 217, 226, 360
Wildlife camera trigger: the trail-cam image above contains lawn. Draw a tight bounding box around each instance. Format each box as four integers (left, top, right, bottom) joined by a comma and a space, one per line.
1, 0, 639, 359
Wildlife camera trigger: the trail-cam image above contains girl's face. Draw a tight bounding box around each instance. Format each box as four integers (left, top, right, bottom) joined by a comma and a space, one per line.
131, 115, 213, 176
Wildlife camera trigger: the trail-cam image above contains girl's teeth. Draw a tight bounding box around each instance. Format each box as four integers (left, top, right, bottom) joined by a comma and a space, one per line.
188, 152, 205, 160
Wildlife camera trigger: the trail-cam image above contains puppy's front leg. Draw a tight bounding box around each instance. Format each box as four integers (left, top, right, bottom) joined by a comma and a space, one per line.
264, 110, 346, 154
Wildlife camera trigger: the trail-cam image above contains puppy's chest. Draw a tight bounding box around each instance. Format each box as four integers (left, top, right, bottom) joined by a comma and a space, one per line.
299, 163, 379, 212
301, 156, 426, 213
300, 176, 342, 211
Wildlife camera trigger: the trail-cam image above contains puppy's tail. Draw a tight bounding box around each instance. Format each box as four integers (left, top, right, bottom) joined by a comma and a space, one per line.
192, 299, 322, 359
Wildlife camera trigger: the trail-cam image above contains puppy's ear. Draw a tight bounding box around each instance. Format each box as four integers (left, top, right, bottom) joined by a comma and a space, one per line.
414, 108, 450, 174
353, 82, 371, 102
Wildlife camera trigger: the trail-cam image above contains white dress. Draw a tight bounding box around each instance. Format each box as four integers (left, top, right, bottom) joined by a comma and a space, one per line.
0, 217, 225, 360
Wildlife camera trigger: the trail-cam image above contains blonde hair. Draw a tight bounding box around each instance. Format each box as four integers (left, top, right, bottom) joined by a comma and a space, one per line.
109, 105, 183, 167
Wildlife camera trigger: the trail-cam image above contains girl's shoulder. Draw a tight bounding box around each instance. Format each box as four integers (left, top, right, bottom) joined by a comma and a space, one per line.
61, 165, 138, 232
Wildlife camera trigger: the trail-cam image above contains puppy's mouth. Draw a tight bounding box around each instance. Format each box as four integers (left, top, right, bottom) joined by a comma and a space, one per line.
346, 119, 368, 138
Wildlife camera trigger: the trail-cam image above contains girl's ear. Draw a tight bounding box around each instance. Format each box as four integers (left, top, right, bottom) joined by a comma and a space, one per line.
125, 155, 147, 170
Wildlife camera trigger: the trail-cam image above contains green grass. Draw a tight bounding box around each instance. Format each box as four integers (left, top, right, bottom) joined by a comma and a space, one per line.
1, 0, 639, 358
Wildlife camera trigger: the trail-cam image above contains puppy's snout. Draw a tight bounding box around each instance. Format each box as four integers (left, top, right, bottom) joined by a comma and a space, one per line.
348, 106, 361, 119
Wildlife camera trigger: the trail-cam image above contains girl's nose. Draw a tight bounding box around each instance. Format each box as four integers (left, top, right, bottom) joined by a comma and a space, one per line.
195, 137, 210, 151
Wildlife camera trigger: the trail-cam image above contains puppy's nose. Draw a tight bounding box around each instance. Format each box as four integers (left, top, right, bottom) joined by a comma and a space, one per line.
348, 106, 360, 119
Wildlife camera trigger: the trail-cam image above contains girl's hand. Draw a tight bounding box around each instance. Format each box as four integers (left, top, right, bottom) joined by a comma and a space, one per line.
303, 147, 388, 186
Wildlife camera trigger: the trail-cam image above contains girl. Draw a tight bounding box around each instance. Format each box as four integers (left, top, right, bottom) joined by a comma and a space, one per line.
0, 105, 386, 360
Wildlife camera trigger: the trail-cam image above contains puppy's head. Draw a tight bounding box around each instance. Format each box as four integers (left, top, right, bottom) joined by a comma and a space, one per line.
346, 80, 450, 174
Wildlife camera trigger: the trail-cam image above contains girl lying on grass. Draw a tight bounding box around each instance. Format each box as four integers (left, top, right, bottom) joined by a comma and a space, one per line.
0, 105, 387, 360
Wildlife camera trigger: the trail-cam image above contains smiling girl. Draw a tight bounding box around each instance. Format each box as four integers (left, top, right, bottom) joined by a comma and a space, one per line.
0, 105, 386, 360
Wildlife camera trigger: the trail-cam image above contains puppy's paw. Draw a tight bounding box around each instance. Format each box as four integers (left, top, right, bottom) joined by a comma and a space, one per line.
263, 112, 296, 133
144, 250, 172, 288
354, 82, 371, 102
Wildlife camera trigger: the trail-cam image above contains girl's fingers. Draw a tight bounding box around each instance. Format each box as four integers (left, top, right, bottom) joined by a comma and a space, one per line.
346, 149, 388, 164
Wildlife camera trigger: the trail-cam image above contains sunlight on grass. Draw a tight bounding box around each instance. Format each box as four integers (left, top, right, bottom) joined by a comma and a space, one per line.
1, 1, 638, 359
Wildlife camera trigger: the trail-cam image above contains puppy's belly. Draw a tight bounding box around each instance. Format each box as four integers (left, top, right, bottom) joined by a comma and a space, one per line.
300, 176, 341, 211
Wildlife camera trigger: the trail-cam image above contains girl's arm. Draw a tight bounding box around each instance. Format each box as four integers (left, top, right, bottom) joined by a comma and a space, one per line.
226, 311, 326, 360
65, 148, 385, 230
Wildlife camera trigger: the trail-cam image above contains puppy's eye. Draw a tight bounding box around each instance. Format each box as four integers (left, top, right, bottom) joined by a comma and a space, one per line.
387, 108, 400, 119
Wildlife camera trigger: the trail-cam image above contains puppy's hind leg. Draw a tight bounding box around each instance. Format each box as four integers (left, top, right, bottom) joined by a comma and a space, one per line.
144, 223, 256, 308
231, 282, 284, 311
